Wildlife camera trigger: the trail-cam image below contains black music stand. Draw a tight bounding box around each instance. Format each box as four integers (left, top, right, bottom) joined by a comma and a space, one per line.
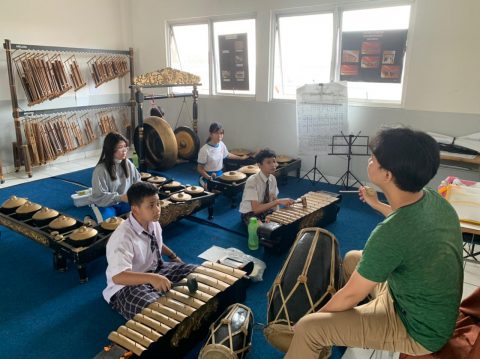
329, 132, 370, 189
300, 155, 330, 185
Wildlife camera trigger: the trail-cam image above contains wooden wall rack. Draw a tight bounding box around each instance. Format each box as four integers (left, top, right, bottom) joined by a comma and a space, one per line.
3, 39, 136, 178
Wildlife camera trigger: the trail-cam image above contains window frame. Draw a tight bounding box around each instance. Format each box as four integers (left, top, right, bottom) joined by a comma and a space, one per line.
167, 13, 257, 98
270, 0, 415, 107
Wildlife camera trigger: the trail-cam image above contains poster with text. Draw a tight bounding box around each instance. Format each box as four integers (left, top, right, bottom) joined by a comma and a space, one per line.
340, 30, 407, 83
296, 83, 349, 155
218, 33, 249, 91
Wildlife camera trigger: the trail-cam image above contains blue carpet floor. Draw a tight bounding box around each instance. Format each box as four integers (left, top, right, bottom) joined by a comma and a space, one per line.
0, 163, 383, 358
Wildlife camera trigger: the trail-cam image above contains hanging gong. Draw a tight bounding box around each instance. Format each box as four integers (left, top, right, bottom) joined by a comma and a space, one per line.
134, 116, 178, 170
174, 126, 200, 160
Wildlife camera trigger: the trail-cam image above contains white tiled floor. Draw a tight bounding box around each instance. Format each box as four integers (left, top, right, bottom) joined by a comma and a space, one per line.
2, 158, 480, 291
0, 155, 98, 189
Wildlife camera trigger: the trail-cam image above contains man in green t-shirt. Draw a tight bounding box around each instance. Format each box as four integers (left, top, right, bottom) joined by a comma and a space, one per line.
286, 127, 463, 358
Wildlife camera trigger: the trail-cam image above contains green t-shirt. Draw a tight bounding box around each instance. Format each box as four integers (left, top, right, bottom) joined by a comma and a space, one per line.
357, 188, 463, 352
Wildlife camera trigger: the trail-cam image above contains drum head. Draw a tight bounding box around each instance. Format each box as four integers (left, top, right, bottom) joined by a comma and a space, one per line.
174, 126, 200, 160
134, 116, 178, 170
199, 344, 237, 359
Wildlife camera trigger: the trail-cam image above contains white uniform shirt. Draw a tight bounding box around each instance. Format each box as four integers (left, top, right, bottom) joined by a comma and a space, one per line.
197, 142, 229, 172
102, 215, 163, 303
239, 171, 279, 214
91, 159, 141, 207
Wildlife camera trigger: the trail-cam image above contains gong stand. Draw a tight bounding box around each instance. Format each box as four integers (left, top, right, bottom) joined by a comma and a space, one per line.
132, 83, 200, 172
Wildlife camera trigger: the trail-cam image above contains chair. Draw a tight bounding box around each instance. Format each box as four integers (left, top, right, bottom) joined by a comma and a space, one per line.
461, 222, 480, 266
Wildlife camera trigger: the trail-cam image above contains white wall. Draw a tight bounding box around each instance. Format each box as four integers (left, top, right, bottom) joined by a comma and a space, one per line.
131, 0, 480, 185
1, 0, 479, 185
0, 0, 133, 172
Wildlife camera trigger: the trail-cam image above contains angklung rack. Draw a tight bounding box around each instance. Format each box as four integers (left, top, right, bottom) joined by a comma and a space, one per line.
3, 39, 135, 178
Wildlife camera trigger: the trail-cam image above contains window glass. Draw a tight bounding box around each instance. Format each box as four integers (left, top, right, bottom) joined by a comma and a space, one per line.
170, 23, 209, 94
342, 5, 411, 102
273, 13, 334, 100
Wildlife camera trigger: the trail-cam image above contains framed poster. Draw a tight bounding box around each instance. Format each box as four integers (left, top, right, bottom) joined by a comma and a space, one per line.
340, 30, 407, 83
218, 33, 249, 91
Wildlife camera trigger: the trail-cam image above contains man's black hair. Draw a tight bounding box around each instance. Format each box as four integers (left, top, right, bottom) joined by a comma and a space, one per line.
255, 148, 277, 165
127, 181, 158, 207
369, 127, 440, 192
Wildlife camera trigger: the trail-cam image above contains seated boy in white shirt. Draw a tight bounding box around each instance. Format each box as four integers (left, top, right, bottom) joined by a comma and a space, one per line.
102, 181, 197, 320
239, 149, 294, 225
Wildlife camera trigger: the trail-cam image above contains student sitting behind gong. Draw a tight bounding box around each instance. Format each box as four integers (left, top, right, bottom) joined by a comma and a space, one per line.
197, 122, 248, 188
90, 132, 141, 222
103, 181, 197, 320
239, 149, 294, 225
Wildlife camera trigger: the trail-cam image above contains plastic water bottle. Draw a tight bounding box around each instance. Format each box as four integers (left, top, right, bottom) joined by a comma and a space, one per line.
131, 151, 139, 168
248, 217, 259, 250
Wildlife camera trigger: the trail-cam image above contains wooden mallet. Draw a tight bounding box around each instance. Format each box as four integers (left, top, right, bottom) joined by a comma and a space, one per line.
293, 196, 308, 208
339, 186, 375, 196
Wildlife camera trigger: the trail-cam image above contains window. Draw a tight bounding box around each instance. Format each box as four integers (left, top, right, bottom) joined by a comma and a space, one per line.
169, 23, 209, 94
272, 4, 412, 103
342, 6, 411, 103
273, 13, 334, 100
168, 17, 256, 96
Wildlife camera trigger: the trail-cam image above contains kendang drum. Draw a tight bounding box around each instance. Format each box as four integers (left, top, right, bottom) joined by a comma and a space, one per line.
264, 227, 344, 352
199, 303, 254, 359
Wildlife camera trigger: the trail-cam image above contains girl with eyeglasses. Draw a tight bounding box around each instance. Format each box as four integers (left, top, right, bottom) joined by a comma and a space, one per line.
90, 132, 141, 222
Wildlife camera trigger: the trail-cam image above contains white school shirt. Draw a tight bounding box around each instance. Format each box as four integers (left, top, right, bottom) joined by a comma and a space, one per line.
102, 215, 163, 303
197, 142, 229, 172
239, 171, 279, 214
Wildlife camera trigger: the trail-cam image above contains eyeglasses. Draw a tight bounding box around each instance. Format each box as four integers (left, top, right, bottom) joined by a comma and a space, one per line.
115, 146, 129, 152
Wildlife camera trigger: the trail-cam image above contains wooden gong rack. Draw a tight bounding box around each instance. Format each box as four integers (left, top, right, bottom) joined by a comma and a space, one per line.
131, 83, 200, 172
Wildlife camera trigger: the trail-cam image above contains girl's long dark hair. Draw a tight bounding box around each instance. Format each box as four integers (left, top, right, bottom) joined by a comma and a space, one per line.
206, 122, 224, 143
97, 132, 130, 181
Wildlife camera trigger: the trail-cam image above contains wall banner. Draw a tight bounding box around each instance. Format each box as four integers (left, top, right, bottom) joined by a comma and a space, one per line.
340, 30, 407, 83
218, 33, 249, 91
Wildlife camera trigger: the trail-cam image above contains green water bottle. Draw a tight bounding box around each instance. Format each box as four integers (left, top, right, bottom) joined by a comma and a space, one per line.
248, 217, 259, 250
131, 151, 139, 168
